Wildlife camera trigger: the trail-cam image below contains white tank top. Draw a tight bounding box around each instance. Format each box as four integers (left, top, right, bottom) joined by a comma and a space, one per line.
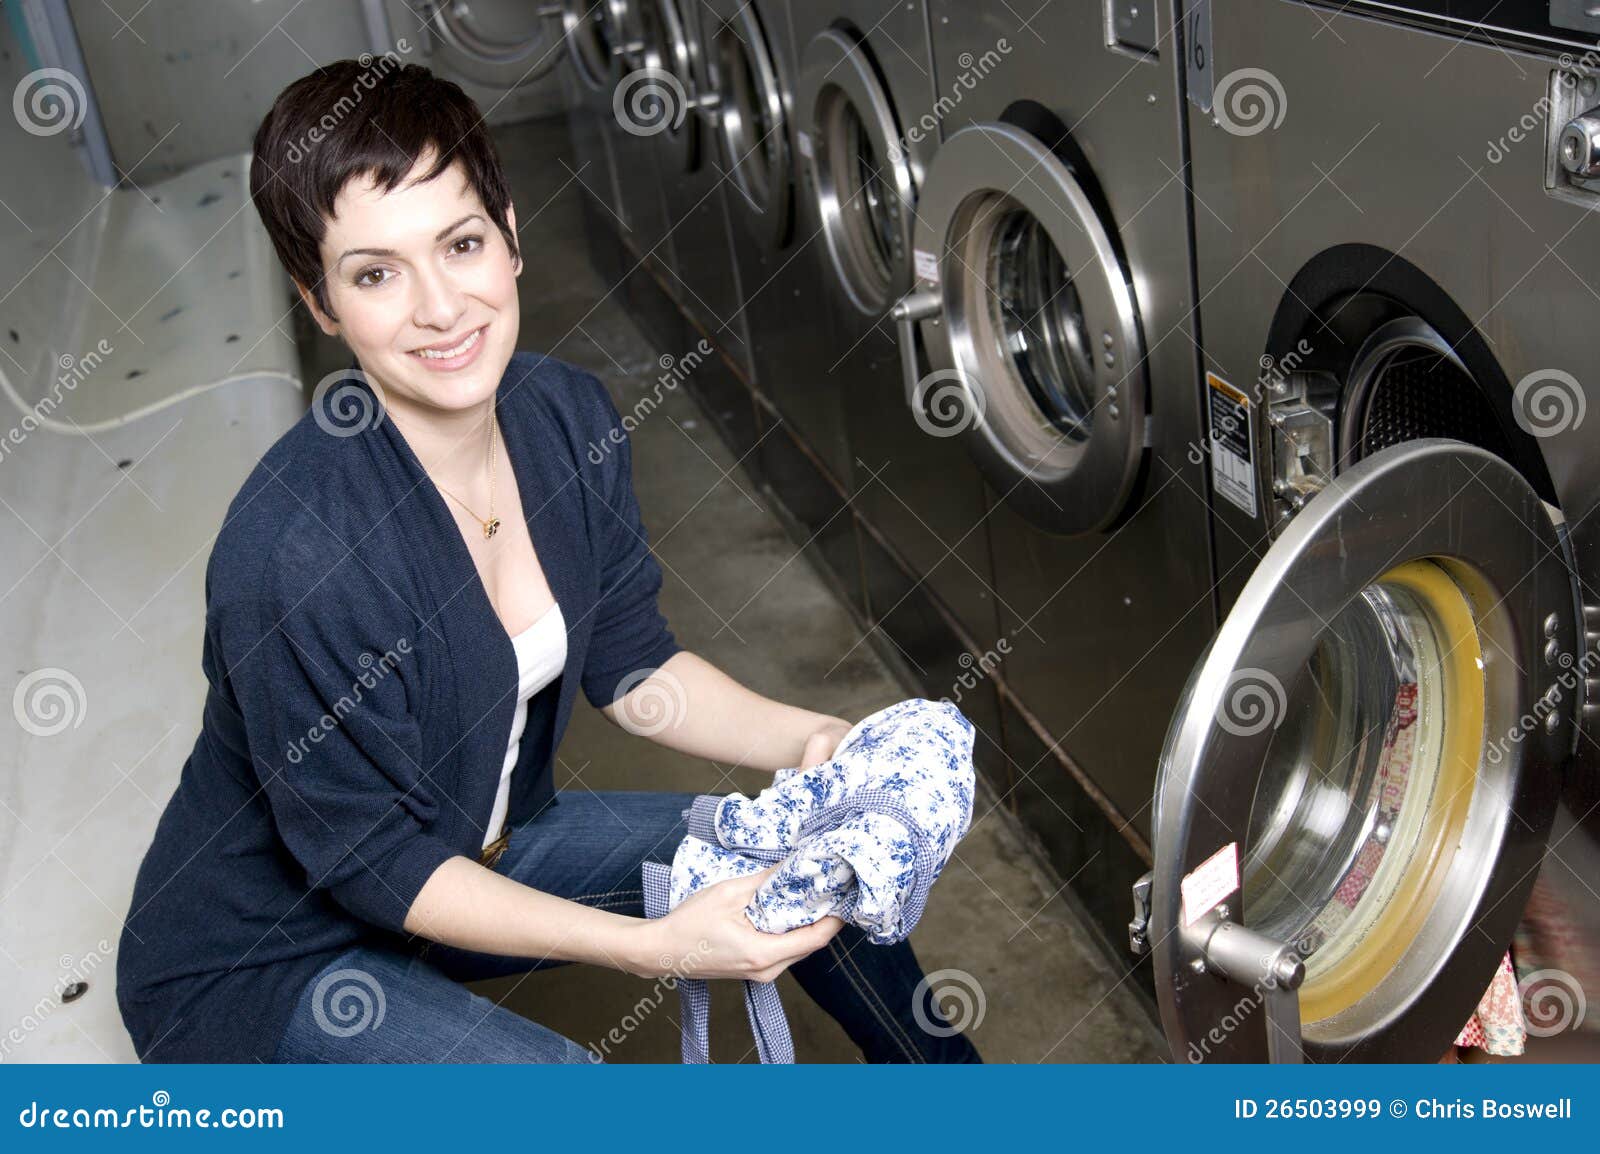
483, 600, 567, 850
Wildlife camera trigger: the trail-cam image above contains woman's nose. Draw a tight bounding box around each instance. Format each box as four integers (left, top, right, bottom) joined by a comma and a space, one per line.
412, 264, 467, 331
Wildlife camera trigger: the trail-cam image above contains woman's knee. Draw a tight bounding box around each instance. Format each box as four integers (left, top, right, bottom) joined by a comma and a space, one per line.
272, 945, 595, 1064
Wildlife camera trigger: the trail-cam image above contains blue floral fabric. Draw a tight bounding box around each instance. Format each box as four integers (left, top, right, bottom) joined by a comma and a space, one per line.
641, 698, 975, 1062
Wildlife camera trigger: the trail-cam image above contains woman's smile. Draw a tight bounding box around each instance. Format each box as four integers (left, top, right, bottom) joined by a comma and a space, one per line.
408, 322, 489, 371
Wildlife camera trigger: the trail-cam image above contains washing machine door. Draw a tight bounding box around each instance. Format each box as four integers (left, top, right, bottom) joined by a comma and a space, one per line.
906, 122, 1144, 535
797, 28, 914, 317
626, 0, 699, 173
424, 1, 565, 90
562, 0, 629, 100
1136, 438, 1579, 1062
702, 4, 790, 249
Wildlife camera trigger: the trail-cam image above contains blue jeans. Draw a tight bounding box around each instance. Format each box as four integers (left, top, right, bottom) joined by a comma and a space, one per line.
273, 789, 983, 1063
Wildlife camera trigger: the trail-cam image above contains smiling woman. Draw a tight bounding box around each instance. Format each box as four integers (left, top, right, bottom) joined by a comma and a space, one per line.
113, 58, 980, 1065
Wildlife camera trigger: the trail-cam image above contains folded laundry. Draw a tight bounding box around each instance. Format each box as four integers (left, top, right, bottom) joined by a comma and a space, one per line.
641, 698, 976, 1063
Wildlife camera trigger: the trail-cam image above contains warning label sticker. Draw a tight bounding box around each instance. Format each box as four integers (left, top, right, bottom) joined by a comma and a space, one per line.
1181, 842, 1239, 927
1207, 372, 1256, 518
914, 248, 940, 285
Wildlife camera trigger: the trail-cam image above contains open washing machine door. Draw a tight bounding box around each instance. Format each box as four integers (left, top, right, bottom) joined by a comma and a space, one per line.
891, 120, 1145, 535
1130, 438, 1580, 1062
796, 26, 915, 317
698, 2, 791, 250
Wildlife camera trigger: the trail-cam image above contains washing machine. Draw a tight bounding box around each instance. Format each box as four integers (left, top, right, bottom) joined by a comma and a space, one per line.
898, 1, 1216, 901
617, 0, 752, 378
793, 2, 1008, 686
403, 1, 572, 124
1130, 0, 1600, 1063
554, 3, 628, 230
554, 2, 681, 277
693, 0, 850, 481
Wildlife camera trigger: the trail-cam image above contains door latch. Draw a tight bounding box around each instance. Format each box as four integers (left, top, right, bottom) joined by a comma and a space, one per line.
1545, 64, 1600, 208
1129, 871, 1153, 956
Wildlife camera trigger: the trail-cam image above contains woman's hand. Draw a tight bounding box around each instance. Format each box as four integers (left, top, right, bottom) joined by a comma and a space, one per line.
800, 727, 843, 767
638, 865, 844, 983
622, 717, 851, 981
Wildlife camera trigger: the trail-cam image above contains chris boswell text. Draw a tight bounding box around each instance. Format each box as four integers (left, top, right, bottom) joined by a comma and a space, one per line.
1233, 1097, 1575, 1120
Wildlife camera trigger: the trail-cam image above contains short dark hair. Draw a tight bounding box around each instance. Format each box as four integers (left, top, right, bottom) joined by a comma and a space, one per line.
249, 57, 519, 323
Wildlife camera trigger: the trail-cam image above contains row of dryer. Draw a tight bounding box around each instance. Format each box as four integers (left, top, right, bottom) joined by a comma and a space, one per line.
459, 0, 1600, 1061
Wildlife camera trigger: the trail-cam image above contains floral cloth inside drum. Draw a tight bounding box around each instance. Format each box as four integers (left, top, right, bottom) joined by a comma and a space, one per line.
641, 698, 976, 1062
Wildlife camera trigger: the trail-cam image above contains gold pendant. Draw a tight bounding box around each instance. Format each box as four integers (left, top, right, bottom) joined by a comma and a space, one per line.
483, 517, 501, 540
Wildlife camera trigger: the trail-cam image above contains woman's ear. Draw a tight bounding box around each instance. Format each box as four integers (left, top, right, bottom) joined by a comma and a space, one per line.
506, 202, 522, 276
293, 278, 339, 337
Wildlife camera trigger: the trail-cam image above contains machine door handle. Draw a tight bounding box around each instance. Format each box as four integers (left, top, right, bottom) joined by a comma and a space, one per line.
690, 91, 722, 124
889, 290, 941, 409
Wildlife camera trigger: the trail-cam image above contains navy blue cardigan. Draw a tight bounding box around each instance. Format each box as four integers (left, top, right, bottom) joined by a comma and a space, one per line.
116, 352, 682, 1062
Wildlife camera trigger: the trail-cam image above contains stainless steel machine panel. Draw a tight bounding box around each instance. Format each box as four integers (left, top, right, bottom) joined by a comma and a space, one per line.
558, 1, 627, 240
698, 0, 848, 484
625, 0, 750, 369
593, 1, 675, 269
921, 1, 1217, 838
796, 1, 1006, 658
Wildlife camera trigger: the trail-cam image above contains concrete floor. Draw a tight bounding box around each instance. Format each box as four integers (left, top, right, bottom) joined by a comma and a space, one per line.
0, 110, 1159, 1063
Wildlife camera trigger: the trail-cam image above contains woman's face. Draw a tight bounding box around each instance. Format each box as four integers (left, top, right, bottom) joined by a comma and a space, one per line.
300, 149, 521, 417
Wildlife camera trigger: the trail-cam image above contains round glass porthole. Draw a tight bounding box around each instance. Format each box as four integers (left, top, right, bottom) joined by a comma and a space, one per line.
946, 190, 1098, 476
1241, 558, 1486, 1024
716, 27, 777, 212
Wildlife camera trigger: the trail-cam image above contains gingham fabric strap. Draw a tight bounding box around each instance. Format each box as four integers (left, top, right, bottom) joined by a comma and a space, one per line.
693, 789, 939, 939
639, 858, 795, 1064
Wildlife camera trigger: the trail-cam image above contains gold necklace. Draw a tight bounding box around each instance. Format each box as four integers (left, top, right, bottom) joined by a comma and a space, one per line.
431, 408, 502, 540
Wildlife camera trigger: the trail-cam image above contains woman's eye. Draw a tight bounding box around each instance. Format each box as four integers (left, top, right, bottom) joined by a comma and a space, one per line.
451, 234, 483, 255
354, 267, 389, 288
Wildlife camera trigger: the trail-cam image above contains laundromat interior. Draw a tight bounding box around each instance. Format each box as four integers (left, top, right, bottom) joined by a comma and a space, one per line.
2, 0, 1598, 1065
